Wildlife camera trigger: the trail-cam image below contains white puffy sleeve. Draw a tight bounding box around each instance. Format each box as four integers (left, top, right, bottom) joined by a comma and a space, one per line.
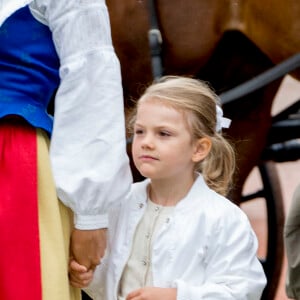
31, 0, 132, 229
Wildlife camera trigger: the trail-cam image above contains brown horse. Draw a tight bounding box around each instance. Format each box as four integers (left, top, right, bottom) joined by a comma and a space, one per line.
105, 1, 300, 299
107, 0, 300, 197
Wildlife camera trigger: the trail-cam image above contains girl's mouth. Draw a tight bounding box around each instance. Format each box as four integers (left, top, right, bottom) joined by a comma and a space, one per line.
139, 155, 159, 161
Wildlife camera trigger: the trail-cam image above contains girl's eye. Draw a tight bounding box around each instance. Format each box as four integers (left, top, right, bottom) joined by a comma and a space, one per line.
134, 129, 144, 135
159, 131, 171, 137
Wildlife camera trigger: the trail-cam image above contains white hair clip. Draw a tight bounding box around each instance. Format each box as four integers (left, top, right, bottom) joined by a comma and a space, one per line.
216, 105, 231, 132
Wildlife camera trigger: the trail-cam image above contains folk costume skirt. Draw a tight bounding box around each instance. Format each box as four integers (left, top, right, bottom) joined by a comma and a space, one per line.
0, 118, 81, 300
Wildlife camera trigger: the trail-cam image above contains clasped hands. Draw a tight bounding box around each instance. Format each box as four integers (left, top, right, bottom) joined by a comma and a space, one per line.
69, 228, 106, 288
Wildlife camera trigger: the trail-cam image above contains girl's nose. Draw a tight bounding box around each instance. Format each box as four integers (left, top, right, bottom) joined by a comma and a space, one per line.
141, 134, 154, 149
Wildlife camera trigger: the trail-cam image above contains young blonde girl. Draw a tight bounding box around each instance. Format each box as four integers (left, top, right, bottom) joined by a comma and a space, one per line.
70, 76, 266, 300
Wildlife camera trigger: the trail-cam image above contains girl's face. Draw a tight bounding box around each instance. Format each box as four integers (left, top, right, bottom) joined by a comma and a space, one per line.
132, 98, 206, 182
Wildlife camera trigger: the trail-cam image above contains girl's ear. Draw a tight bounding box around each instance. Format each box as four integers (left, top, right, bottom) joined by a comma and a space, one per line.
192, 137, 212, 162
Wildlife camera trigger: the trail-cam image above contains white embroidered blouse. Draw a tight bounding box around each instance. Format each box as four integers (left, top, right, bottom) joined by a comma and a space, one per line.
0, 0, 132, 229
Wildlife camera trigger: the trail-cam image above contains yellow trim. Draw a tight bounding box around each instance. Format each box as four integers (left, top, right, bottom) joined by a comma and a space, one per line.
37, 129, 81, 300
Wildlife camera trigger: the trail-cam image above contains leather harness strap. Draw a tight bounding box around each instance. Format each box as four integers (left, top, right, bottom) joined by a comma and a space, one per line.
147, 0, 164, 80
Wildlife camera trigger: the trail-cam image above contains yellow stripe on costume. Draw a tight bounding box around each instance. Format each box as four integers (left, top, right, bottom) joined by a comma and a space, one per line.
37, 129, 81, 300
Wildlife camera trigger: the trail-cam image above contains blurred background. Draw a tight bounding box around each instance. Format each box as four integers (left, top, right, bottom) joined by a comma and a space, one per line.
242, 75, 300, 300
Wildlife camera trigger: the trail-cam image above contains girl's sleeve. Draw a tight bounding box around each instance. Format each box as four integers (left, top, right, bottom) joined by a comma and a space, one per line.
174, 209, 267, 300
31, 0, 132, 229
83, 255, 108, 300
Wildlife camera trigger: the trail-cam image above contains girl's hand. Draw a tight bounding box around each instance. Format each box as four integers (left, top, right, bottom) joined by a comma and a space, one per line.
69, 259, 94, 288
126, 287, 177, 300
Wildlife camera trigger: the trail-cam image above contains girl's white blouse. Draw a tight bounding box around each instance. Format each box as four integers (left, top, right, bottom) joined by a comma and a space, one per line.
0, 0, 132, 229
87, 174, 267, 300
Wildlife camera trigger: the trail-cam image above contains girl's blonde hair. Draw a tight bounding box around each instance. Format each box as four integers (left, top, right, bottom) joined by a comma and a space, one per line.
128, 75, 235, 196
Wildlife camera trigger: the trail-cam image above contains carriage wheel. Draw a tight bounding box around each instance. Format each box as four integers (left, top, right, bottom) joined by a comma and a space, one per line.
241, 161, 285, 300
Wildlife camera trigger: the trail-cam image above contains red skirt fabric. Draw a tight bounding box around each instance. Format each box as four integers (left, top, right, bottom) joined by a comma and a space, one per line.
0, 119, 41, 299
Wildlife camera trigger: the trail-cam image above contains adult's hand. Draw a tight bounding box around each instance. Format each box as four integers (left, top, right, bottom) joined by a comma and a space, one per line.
70, 228, 107, 271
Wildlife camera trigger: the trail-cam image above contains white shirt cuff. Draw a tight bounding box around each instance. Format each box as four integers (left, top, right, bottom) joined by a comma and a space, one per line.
74, 213, 108, 230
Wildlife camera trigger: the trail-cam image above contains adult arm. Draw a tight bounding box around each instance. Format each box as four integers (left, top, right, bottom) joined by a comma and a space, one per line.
31, 0, 132, 267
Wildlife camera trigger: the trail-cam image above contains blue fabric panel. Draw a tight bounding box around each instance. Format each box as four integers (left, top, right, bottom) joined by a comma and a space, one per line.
0, 5, 60, 133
